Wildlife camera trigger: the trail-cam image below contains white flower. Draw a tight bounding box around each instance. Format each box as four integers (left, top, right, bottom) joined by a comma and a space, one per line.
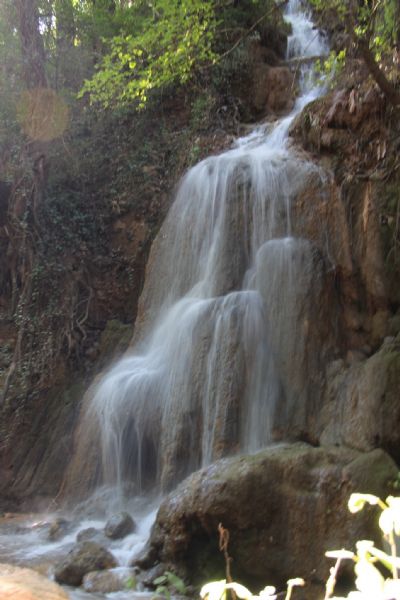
379, 497, 400, 536
200, 580, 227, 600
348, 494, 380, 514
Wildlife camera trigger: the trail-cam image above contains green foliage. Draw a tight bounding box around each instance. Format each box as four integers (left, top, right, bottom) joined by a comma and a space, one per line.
79, 0, 218, 108
308, 0, 400, 104
78, 0, 287, 109
0, 1, 23, 175
316, 49, 346, 83
190, 93, 216, 131
153, 570, 187, 600
125, 575, 136, 590
309, 0, 399, 62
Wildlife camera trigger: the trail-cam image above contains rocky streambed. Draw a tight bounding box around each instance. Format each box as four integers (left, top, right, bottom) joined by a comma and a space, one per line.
0, 500, 160, 599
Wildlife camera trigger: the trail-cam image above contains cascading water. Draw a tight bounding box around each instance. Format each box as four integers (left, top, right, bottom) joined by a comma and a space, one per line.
0, 3, 334, 596
81, 0, 330, 503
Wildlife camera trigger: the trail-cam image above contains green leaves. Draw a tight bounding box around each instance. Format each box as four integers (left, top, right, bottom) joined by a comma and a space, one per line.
79, 0, 218, 109
153, 570, 187, 599
308, 0, 400, 106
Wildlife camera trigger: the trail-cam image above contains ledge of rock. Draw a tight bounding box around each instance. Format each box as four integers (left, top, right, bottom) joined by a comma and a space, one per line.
145, 443, 398, 594
0, 563, 69, 600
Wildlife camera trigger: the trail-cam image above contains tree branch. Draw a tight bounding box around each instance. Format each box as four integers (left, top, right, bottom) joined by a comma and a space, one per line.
357, 38, 400, 106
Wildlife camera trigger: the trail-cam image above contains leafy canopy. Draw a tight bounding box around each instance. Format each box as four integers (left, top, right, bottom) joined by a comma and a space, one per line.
78, 0, 218, 108
309, 0, 400, 105
310, 0, 399, 54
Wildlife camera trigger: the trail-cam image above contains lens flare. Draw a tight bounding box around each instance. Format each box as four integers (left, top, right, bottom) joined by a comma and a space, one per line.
17, 88, 69, 142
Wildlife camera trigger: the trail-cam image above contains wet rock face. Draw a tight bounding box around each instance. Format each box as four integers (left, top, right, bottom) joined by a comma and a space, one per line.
252, 65, 294, 114
288, 78, 400, 459
320, 339, 400, 461
77, 526, 99, 541
76, 526, 107, 545
54, 541, 117, 586
0, 562, 68, 600
104, 511, 136, 539
147, 444, 398, 592
47, 517, 71, 541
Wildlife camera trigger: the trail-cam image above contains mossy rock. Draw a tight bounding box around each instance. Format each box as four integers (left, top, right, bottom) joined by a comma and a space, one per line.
148, 444, 398, 593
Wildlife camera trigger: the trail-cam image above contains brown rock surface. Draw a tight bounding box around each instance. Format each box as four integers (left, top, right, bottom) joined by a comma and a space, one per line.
104, 511, 136, 539
83, 568, 135, 593
146, 444, 397, 592
320, 337, 400, 459
252, 65, 294, 114
54, 541, 117, 586
0, 563, 69, 600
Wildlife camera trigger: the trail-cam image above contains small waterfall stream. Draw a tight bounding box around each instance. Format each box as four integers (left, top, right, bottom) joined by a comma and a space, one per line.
84, 0, 329, 499
0, 2, 333, 596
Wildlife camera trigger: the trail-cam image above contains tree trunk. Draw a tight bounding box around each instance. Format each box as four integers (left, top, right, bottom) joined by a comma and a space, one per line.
55, 0, 76, 89
346, 1, 400, 107
16, 0, 49, 227
395, 0, 400, 48
16, 0, 47, 89
357, 37, 400, 106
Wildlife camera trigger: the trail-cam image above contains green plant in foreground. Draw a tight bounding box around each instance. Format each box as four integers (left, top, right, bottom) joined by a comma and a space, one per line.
325, 493, 400, 600
200, 578, 305, 600
154, 570, 187, 600
201, 494, 400, 600
125, 575, 136, 590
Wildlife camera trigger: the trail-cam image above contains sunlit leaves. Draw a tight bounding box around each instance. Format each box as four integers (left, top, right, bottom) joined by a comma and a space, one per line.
79, 0, 218, 108
308, 0, 400, 71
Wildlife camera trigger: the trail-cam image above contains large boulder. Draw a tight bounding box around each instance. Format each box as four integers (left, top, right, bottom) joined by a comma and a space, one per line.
54, 541, 117, 586
0, 563, 68, 600
146, 444, 398, 594
104, 511, 136, 540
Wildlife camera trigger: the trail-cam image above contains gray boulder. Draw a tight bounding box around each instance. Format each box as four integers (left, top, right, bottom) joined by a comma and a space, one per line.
104, 511, 136, 540
76, 526, 107, 545
54, 541, 117, 586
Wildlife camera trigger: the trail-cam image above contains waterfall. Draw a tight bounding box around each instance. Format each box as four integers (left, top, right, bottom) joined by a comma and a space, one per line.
79, 0, 330, 503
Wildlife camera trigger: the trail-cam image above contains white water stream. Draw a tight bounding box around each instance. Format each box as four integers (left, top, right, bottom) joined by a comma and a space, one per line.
85, 0, 328, 498
0, 2, 329, 597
